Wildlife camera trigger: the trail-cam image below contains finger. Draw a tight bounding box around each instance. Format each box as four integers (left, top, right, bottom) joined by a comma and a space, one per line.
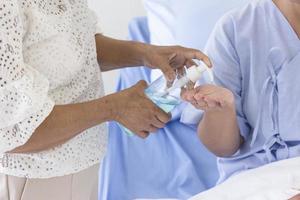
195, 100, 207, 107
203, 96, 219, 108
182, 88, 197, 101
180, 88, 189, 100
185, 59, 197, 68
193, 50, 212, 68
154, 108, 171, 123
191, 102, 207, 110
137, 131, 150, 139
194, 93, 204, 101
135, 80, 148, 90
194, 85, 216, 96
177, 67, 185, 78
191, 96, 208, 108
152, 117, 165, 129
146, 125, 159, 133
186, 86, 207, 102
204, 91, 223, 103
181, 47, 212, 68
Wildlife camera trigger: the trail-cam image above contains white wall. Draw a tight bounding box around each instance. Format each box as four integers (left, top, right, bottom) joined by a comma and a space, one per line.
88, 0, 146, 94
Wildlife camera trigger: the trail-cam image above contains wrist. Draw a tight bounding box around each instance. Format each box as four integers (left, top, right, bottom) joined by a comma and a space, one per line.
96, 94, 117, 122
135, 42, 153, 67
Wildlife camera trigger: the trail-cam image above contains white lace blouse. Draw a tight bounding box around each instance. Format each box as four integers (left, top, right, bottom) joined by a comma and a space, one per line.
0, 0, 107, 178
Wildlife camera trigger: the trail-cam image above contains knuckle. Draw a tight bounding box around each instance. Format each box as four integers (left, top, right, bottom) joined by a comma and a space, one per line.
138, 132, 147, 139
144, 132, 150, 138
161, 115, 170, 123
161, 114, 170, 122
137, 80, 148, 88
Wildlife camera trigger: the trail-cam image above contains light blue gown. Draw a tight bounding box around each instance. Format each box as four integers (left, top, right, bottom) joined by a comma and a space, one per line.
181, 0, 300, 183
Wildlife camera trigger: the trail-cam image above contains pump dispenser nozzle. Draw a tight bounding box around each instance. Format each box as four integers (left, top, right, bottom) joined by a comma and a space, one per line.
164, 62, 213, 96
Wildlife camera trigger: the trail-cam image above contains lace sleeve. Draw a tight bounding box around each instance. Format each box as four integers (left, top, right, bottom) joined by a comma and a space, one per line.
0, 0, 54, 153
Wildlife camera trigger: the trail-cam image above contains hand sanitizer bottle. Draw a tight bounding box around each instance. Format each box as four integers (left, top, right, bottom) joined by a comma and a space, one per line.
121, 62, 213, 136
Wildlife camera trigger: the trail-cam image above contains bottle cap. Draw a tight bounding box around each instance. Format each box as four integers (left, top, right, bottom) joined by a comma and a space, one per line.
186, 63, 211, 83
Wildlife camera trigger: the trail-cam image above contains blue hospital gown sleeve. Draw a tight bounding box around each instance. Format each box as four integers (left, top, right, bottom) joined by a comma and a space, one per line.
205, 14, 251, 140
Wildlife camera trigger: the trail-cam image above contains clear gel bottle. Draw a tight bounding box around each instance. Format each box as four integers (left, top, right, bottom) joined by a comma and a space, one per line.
121, 62, 213, 136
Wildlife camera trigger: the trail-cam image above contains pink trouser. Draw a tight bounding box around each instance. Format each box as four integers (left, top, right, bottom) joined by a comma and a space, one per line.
0, 164, 99, 200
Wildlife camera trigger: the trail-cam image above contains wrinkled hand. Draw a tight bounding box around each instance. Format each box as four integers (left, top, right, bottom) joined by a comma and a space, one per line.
144, 45, 212, 81
111, 80, 171, 138
181, 84, 235, 111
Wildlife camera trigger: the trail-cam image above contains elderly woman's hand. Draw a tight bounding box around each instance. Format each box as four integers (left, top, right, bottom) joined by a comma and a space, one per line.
143, 45, 212, 81
109, 80, 171, 138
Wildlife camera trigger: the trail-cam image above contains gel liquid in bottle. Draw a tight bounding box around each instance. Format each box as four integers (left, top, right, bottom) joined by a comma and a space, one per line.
121, 62, 213, 136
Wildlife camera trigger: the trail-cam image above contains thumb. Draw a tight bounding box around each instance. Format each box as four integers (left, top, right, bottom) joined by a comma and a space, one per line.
135, 80, 148, 90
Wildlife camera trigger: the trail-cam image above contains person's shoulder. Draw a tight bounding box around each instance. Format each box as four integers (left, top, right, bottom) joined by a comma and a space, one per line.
212, 0, 271, 43
215, 0, 267, 34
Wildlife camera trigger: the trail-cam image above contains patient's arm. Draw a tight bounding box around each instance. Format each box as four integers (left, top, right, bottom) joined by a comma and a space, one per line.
182, 85, 243, 157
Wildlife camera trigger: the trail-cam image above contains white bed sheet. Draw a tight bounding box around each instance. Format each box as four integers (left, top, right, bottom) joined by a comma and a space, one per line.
189, 157, 300, 200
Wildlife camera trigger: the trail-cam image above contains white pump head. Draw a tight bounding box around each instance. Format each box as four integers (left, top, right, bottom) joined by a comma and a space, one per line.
186, 63, 214, 83
164, 62, 214, 96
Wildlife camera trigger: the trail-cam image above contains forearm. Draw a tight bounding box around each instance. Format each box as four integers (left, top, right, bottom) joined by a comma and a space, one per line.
198, 106, 242, 157
95, 34, 148, 71
10, 96, 114, 154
